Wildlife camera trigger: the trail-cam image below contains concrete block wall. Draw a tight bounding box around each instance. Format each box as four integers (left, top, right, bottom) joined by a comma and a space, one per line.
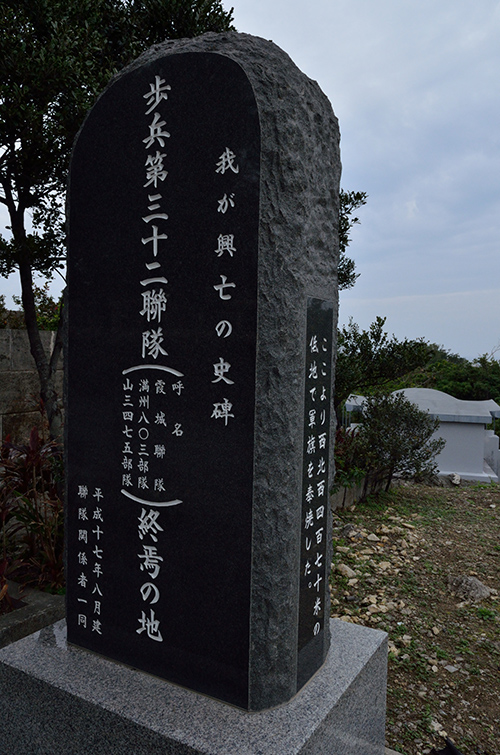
0, 330, 63, 442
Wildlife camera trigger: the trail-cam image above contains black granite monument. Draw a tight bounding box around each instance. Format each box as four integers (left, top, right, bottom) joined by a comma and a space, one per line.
66, 32, 340, 712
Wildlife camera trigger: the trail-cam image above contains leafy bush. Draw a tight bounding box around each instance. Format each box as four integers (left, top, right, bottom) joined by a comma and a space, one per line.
333, 392, 445, 496
331, 426, 366, 491
0, 428, 64, 594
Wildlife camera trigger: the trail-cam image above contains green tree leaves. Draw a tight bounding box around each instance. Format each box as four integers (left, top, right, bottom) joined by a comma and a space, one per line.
335, 316, 431, 413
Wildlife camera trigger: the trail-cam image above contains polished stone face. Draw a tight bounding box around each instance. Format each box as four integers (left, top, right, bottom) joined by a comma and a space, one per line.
67, 51, 260, 707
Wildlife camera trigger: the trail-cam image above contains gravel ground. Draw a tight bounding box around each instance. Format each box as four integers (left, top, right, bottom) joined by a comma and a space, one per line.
329, 481, 500, 755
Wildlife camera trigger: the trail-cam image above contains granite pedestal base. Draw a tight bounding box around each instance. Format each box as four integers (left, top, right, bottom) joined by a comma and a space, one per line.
0, 619, 387, 755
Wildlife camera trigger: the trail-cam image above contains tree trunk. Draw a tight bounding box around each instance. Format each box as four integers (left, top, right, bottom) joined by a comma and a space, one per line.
10, 208, 64, 446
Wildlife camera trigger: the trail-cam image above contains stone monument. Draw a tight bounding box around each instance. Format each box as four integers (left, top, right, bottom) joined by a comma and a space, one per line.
0, 32, 387, 754
65, 31, 337, 712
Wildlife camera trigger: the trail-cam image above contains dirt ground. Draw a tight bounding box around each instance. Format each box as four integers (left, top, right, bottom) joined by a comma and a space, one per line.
329, 481, 500, 755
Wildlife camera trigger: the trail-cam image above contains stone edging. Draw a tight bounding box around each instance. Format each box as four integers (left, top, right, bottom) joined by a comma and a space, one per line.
0, 580, 65, 649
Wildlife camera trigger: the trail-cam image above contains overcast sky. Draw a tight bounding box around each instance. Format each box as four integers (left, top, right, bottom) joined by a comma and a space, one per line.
2, 0, 499, 359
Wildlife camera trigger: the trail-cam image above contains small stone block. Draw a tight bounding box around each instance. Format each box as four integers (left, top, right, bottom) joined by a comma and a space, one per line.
0, 619, 387, 755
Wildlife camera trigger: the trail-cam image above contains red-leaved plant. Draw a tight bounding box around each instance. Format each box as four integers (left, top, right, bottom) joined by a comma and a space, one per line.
0, 428, 64, 593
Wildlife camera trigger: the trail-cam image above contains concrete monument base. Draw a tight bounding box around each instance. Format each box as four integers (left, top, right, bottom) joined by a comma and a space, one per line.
0, 619, 387, 755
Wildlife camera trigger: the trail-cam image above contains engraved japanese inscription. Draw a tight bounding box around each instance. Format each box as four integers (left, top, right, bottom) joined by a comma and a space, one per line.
67, 53, 260, 707
297, 297, 334, 688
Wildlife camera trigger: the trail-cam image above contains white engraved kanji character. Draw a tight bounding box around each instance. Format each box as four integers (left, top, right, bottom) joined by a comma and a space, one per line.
154, 444, 166, 458
123, 425, 133, 438
156, 379, 166, 394
309, 409, 316, 427
217, 193, 235, 213
138, 476, 149, 490
122, 473, 133, 487
318, 432, 327, 450
140, 379, 150, 392
138, 508, 163, 542
78, 485, 88, 499
214, 234, 236, 257
314, 573, 322, 592
93, 525, 103, 540
316, 504, 325, 519
93, 563, 103, 578
78, 508, 88, 520
154, 478, 165, 492
123, 378, 134, 391
171, 380, 183, 395
123, 394, 133, 407
122, 452, 134, 466
317, 457, 326, 474
142, 225, 168, 257
78, 530, 88, 543
93, 545, 103, 559
216, 147, 239, 174
139, 546, 163, 579
315, 527, 324, 544
215, 320, 232, 338
93, 507, 103, 521
143, 113, 170, 148
305, 484, 314, 504
313, 597, 322, 616
317, 479, 326, 497
142, 210, 169, 224
137, 609, 163, 642
213, 275, 236, 300
123, 442, 133, 454
211, 398, 234, 425
138, 411, 150, 425
94, 601, 101, 615
93, 583, 103, 596
306, 435, 316, 455
172, 423, 183, 436
143, 76, 171, 114
304, 509, 314, 529
78, 573, 87, 587
155, 412, 167, 426
78, 552, 87, 565
123, 411, 133, 422
140, 289, 167, 323
92, 619, 102, 634
309, 335, 319, 353
141, 582, 160, 604
78, 614, 87, 628
93, 488, 103, 501
309, 362, 318, 379
144, 151, 168, 188
212, 357, 234, 384
138, 458, 149, 473
142, 328, 168, 359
